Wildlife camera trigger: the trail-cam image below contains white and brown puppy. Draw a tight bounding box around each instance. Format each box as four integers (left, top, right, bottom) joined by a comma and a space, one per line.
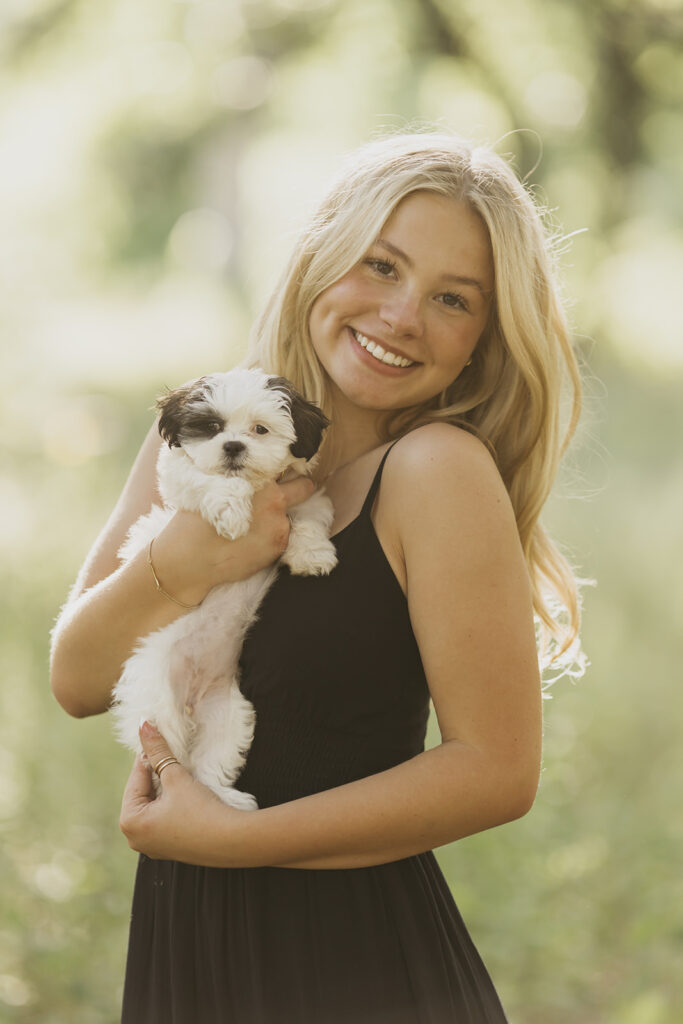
111, 368, 337, 809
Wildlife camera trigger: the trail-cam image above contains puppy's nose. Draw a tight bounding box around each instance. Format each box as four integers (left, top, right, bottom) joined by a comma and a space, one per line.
223, 440, 246, 458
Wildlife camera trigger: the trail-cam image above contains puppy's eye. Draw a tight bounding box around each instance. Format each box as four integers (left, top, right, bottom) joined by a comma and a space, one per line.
206, 420, 223, 434
253, 424, 269, 435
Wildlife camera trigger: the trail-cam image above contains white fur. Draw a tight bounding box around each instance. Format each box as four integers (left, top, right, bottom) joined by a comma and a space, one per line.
111, 369, 337, 810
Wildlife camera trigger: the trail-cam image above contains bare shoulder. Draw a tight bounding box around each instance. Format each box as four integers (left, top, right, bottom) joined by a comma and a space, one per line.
391, 421, 490, 460
372, 423, 522, 596
383, 422, 509, 515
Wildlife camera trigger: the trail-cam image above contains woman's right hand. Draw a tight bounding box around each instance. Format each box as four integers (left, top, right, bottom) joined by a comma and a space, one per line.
147, 476, 316, 607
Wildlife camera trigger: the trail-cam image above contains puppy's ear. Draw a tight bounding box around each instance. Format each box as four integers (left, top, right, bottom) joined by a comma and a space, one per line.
266, 376, 330, 460
156, 378, 206, 448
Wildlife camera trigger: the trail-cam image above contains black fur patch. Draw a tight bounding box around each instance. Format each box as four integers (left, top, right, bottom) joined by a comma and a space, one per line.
156, 377, 212, 448
265, 376, 330, 460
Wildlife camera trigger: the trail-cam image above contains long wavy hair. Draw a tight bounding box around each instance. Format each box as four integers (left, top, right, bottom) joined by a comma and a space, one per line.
245, 131, 586, 676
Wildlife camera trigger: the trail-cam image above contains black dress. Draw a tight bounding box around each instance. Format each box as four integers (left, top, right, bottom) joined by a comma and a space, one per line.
121, 445, 509, 1023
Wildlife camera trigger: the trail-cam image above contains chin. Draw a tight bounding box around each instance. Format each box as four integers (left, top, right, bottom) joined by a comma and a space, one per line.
111, 368, 338, 810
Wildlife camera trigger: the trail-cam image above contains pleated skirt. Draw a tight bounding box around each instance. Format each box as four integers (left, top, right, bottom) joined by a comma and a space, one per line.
121, 851, 508, 1023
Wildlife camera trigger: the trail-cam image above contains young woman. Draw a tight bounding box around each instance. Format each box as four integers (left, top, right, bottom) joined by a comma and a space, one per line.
50, 132, 584, 1023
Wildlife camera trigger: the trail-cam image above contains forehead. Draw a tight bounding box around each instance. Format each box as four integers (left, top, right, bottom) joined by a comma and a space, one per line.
379, 191, 493, 292
191, 374, 289, 427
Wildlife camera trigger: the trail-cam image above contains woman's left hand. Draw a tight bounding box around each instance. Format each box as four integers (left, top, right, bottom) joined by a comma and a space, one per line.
119, 722, 245, 866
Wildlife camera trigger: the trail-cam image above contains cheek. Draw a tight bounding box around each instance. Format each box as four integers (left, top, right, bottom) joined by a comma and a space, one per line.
311, 277, 373, 366
439, 314, 486, 358
184, 437, 223, 470
310, 273, 370, 327
308, 296, 338, 366
242, 433, 291, 463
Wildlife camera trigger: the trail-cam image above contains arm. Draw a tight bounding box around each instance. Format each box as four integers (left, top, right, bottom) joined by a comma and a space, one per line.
121, 424, 543, 868
50, 421, 315, 719
50, 420, 170, 718
69, 420, 165, 598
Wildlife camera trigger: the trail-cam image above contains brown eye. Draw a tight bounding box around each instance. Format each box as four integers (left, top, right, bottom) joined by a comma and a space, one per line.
206, 420, 223, 434
253, 424, 269, 435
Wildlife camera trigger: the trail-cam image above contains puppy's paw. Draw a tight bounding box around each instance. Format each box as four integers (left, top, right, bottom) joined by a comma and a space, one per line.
282, 540, 338, 577
214, 504, 252, 540
220, 787, 259, 811
200, 479, 254, 539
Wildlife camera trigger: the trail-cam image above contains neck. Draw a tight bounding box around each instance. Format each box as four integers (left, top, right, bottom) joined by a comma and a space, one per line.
313, 393, 388, 481
332, 422, 384, 467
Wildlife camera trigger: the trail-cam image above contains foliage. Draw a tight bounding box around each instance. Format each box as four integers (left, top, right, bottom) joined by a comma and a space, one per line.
1, 0, 681, 1020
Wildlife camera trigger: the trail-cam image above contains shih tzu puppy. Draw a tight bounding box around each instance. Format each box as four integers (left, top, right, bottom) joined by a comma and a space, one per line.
111, 368, 337, 810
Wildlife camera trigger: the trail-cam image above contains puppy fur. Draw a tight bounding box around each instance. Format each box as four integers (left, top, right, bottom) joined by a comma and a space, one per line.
111, 368, 337, 809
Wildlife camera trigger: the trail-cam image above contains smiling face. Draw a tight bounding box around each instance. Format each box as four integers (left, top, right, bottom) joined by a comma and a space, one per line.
308, 191, 494, 438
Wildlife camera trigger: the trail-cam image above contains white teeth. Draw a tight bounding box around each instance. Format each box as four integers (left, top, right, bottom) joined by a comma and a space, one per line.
352, 330, 415, 368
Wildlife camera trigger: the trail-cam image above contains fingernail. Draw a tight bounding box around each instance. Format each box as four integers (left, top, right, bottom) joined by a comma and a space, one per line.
139, 719, 158, 737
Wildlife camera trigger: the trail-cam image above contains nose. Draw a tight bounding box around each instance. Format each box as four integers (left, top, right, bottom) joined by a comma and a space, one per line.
223, 440, 246, 458
379, 287, 423, 338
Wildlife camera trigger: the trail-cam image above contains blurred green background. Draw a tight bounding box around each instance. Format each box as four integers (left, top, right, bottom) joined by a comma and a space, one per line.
1, 0, 682, 1021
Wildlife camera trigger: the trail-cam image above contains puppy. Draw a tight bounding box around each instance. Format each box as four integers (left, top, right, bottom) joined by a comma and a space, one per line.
111, 368, 337, 809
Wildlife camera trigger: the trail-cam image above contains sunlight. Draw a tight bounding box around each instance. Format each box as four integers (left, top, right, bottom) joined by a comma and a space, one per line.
212, 55, 274, 109
524, 71, 587, 129
28, 852, 86, 903
0, 476, 35, 553
0, 974, 33, 1010
596, 226, 683, 371
167, 208, 235, 273
418, 60, 511, 142
32, 276, 248, 387
41, 397, 123, 468
2, 1, 681, 1017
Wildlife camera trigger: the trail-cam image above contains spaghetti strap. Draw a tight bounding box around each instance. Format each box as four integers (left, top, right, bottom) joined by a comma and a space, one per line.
359, 441, 399, 519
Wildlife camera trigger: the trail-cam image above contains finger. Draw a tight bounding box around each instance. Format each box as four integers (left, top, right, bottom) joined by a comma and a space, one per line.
122, 753, 155, 809
279, 476, 316, 509
139, 721, 184, 783
120, 757, 156, 845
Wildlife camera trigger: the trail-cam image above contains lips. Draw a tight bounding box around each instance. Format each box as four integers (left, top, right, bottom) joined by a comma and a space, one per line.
349, 328, 417, 369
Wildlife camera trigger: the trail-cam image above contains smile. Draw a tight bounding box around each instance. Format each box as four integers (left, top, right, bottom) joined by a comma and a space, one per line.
350, 329, 416, 368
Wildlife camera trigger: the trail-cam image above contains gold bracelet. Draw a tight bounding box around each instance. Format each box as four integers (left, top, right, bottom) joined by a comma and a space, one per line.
147, 538, 201, 610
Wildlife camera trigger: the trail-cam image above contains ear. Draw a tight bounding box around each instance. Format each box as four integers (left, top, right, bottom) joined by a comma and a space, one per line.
265, 376, 330, 461
156, 378, 207, 448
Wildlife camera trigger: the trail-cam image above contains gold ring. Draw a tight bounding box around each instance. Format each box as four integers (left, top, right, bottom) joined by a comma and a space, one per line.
153, 756, 180, 778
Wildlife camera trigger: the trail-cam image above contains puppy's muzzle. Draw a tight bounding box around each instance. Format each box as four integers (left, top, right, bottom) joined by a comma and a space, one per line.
223, 440, 247, 469
223, 441, 246, 457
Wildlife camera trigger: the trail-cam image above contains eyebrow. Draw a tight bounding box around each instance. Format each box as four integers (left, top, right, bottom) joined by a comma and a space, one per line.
375, 238, 490, 296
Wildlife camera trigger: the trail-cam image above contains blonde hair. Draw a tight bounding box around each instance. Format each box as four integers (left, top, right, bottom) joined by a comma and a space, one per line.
246, 131, 586, 676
